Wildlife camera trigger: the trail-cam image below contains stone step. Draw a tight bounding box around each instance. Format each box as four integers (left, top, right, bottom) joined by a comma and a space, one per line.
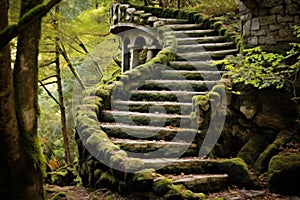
141, 157, 211, 172
166, 29, 217, 37
161, 70, 224, 81
176, 36, 227, 45
176, 42, 236, 52
130, 90, 207, 102
157, 18, 189, 24
171, 174, 229, 193
139, 79, 221, 92
169, 61, 222, 71
101, 110, 192, 127
100, 123, 199, 141
110, 138, 198, 158
176, 49, 238, 61
112, 100, 192, 114
162, 23, 204, 30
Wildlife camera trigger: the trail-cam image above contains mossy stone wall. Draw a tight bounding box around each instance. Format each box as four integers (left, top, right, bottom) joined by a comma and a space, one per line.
240, 0, 300, 53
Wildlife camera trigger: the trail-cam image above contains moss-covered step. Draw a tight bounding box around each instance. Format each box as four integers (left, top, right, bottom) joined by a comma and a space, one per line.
172, 174, 228, 193
140, 79, 222, 92
100, 123, 199, 140
175, 36, 226, 45
101, 110, 192, 127
161, 70, 224, 81
112, 100, 192, 114
130, 90, 207, 102
110, 138, 198, 158
163, 23, 204, 30
165, 29, 217, 37
141, 157, 257, 188
177, 42, 236, 52
169, 60, 218, 71
157, 18, 189, 24
176, 49, 238, 61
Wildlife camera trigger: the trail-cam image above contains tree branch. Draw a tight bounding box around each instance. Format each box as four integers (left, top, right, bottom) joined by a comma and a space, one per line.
59, 43, 86, 90
39, 75, 58, 82
39, 60, 56, 68
0, 0, 61, 49
39, 81, 61, 107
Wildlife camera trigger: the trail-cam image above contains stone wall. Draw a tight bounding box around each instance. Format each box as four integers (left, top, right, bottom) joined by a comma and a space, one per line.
240, 0, 300, 53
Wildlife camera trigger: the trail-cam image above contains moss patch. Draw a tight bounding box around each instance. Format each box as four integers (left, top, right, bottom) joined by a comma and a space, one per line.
237, 134, 270, 165
268, 152, 300, 196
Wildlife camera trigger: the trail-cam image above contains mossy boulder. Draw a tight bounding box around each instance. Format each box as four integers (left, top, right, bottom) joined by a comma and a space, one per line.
254, 130, 292, 175
237, 134, 270, 165
131, 169, 156, 192
211, 158, 258, 188
267, 152, 300, 196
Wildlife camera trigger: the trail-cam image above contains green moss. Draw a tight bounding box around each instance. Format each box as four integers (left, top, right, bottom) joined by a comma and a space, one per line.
152, 177, 173, 196
268, 152, 300, 195
131, 169, 155, 191
215, 158, 257, 188
237, 135, 270, 165
254, 130, 291, 175
192, 94, 209, 111
163, 184, 183, 200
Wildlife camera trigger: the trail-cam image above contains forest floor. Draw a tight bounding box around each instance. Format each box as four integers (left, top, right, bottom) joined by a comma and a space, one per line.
45, 184, 300, 200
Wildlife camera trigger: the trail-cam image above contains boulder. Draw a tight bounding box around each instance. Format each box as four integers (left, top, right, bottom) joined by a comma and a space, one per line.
268, 152, 300, 196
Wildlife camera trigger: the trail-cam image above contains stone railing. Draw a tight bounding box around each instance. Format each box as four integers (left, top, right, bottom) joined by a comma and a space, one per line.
110, 2, 160, 29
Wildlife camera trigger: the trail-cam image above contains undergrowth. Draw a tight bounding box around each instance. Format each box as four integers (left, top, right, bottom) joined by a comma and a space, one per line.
222, 25, 300, 90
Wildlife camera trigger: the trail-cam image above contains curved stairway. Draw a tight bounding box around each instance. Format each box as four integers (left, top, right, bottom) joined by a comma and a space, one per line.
99, 11, 238, 193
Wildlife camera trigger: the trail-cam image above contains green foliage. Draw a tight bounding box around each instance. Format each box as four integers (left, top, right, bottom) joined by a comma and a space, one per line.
188, 0, 238, 16
223, 46, 299, 89
223, 25, 300, 90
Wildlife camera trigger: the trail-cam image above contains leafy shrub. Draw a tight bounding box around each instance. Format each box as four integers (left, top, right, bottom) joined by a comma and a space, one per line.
222, 26, 300, 90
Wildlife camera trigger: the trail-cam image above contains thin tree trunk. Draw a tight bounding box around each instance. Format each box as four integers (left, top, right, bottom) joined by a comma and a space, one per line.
55, 5, 71, 164
13, 0, 45, 198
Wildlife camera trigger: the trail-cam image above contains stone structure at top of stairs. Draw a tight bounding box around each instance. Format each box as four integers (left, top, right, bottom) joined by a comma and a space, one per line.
239, 0, 300, 53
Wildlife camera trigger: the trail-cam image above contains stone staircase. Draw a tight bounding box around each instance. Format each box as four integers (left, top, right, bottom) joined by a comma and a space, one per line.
97, 14, 238, 193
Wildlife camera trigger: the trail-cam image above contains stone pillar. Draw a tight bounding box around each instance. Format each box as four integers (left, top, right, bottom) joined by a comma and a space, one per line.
145, 45, 157, 61
122, 50, 130, 73
130, 47, 139, 69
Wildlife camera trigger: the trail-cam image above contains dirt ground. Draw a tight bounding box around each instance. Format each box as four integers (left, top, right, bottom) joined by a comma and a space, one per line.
45, 184, 300, 200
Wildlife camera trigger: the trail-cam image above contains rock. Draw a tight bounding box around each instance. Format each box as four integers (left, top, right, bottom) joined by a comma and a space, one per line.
268, 152, 300, 196
237, 135, 270, 165
239, 103, 257, 120
254, 130, 292, 175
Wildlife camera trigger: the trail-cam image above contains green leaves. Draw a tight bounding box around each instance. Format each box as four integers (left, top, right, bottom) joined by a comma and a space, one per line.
224, 45, 299, 89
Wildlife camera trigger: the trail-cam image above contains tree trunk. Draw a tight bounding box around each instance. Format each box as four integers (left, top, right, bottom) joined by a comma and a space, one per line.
13, 0, 45, 199
0, 0, 22, 198
55, 5, 71, 165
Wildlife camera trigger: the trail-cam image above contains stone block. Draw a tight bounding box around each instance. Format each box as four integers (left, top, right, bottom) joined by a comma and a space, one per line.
279, 28, 293, 37
286, 4, 300, 15
260, 0, 282, 8
248, 36, 258, 46
259, 8, 269, 16
294, 16, 300, 24
260, 15, 276, 26
243, 20, 251, 36
251, 17, 260, 30
251, 30, 267, 36
269, 24, 281, 31
269, 6, 283, 15
277, 15, 294, 23
240, 13, 250, 22
259, 35, 276, 45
